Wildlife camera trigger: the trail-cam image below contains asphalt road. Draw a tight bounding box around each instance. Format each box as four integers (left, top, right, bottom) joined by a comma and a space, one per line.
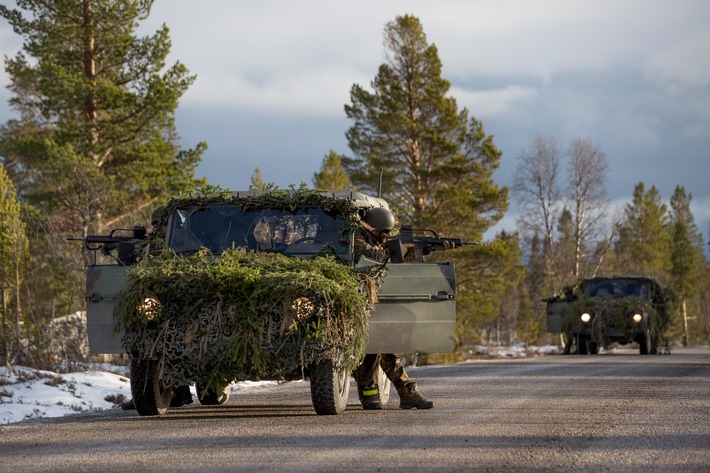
1, 347, 709, 472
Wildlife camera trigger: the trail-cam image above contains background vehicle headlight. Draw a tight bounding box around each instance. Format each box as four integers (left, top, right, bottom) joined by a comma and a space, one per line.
580, 313, 591, 323
138, 297, 161, 320
632, 313, 643, 323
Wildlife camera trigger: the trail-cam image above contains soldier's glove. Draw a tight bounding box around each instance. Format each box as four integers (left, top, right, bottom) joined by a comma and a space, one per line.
442, 240, 454, 250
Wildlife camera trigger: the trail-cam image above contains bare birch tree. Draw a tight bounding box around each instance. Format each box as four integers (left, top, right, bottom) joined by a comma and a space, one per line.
512, 134, 562, 293
566, 138, 610, 277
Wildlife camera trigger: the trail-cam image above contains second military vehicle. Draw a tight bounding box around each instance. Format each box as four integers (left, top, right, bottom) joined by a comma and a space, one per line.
546, 276, 672, 355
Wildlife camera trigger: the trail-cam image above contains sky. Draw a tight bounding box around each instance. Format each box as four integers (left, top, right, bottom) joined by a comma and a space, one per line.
0, 0, 709, 237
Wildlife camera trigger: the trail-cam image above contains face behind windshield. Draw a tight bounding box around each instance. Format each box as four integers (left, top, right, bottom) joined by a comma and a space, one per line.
167, 205, 346, 257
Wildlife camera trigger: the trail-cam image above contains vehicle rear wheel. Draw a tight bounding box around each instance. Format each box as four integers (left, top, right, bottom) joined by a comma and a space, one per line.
196, 382, 231, 405
310, 358, 350, 415
130, 358, 172, 416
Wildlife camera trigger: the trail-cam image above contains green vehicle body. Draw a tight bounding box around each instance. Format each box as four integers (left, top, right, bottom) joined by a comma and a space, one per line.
84, 190, 456, 415
546, 276, 671, 355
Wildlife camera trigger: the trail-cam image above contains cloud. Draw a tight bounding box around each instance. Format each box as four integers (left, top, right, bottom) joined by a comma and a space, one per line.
451, 85, 538, 118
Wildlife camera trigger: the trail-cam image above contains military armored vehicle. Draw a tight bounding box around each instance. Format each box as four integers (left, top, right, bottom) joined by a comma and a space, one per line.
81, 189, 465, 415
546, 276, 671, 355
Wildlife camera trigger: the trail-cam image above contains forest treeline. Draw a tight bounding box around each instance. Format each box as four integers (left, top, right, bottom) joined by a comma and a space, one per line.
1, 3, 707, 369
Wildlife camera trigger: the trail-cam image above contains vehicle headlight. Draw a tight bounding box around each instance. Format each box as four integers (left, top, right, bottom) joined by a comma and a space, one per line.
580, 312, 591, 323
291, 296, 316, 320
632, 313, 643, 323
138, 297, 161, 320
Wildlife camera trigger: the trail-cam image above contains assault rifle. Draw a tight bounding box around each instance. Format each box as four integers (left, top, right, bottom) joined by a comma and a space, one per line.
68, 225, 147, 265
387, 224, 480, 263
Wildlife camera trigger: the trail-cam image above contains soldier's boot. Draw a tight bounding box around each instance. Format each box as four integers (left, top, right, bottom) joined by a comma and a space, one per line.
399, 387, 434, 410
361, 388, 383, 410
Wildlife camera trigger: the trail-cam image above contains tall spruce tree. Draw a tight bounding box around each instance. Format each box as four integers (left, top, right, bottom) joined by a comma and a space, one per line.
669, 186, 706, 345
343, 14, 507, 237
0, 0, 205, 242
250, 167, 265, 190
0, 1, 205, 334
313, 150, 351, 191
614, 183, 671, 284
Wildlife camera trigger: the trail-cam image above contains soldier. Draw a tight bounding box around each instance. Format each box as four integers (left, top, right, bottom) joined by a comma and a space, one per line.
352, 207, 434, 410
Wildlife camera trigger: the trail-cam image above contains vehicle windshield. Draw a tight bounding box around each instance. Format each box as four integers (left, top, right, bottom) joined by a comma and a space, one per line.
586, 279, 650, 299
167, 205, 347, 257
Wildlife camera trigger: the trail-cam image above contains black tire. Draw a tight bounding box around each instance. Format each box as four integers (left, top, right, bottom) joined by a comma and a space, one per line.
639, 329, 651, 355
196, 382, 231, 405
310, 358, 350, 415
589, 341, 599, 355
561, 333, 572, 355
577, 335, 589, 355
650, 332, 659, 355
130, 358, 172, 416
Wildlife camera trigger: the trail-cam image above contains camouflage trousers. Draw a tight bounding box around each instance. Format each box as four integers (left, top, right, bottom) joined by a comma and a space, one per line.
353, 353, 417, 401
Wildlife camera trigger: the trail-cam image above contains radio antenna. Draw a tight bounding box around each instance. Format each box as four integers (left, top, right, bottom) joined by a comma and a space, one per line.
377, 169, 383, 198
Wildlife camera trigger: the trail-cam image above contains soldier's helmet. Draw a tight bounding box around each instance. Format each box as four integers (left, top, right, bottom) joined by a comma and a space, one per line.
363, 207, 395, 233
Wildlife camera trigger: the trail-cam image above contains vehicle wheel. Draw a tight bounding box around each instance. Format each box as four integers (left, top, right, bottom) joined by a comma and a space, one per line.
649, 332, 659, 355
588, 341, 599, 355
577, 335, 589, 355
639, 329, 651, 355
196, 382, 231, 405
310, 358, 350, 415
130, 358, 172, 416
561, 333, 572, 355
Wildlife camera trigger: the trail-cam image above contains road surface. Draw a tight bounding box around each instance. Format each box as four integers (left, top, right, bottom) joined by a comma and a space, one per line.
1, 347, 709, 472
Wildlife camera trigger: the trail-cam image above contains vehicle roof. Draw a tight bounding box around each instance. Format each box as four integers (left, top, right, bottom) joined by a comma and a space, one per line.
584, 276, 656, 282
226, 190, 390, 210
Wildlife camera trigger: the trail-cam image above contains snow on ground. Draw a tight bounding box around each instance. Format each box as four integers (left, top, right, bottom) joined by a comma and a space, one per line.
0, 345, 558, 425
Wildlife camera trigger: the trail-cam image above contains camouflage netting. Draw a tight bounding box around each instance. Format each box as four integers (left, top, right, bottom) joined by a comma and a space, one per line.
115, 187, 383, 389
559, 296, 673, 342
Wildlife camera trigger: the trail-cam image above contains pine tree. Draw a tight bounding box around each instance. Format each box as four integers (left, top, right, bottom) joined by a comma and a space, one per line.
343, 14, 507, 238
313, 151, 351, 191
0, 0, 206, 240
669, 186, 706, 345
614, 182, 671, 283
0, 1, 205, 349
251, 167, 265, 190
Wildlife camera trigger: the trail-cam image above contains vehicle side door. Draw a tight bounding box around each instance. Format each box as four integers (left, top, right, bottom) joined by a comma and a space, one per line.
363, 259, 456, 354
85, 264, 127, 354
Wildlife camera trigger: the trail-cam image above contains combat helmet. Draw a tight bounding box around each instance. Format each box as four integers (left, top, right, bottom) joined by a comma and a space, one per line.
363, 207, 395, 233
